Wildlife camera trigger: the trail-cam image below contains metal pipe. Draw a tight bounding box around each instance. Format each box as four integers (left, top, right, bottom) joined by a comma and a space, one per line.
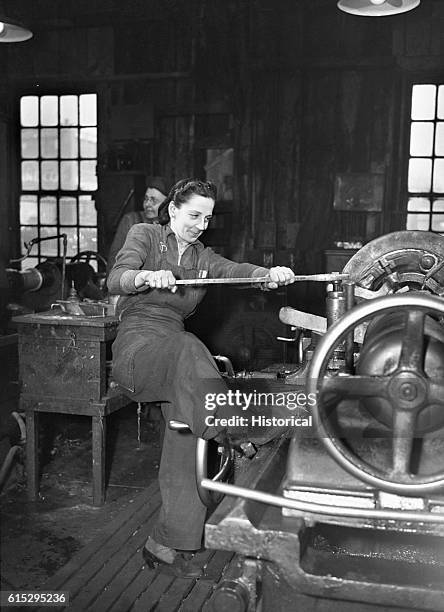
213, 355, 235, 377
0, 446, 22, 492
343, 280, 356, 372
11, 412, 26, 444
196, 439, 232, 507
201, 478, 444, 524
61, 233, 67, 301
174, 273, 350, 287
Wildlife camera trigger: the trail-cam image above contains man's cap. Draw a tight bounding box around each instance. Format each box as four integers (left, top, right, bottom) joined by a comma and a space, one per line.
145, 176, 168, 195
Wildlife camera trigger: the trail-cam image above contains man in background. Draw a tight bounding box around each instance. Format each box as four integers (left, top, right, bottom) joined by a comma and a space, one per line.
106, 176, 168, 275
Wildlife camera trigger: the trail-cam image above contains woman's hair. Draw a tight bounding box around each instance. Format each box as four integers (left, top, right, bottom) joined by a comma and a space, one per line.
157, 178, 217, 225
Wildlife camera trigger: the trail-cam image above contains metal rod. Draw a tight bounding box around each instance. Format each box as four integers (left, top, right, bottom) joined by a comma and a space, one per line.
201, 478, 444, 524
343, 280, 356, 373
60, 233, 67, 301
175, 273, 350, 286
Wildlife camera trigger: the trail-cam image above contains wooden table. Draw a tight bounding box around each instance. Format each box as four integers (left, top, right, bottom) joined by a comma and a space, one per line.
13, 310, 129, 506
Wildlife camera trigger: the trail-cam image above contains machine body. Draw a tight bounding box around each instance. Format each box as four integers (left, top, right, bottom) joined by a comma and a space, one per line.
203, 231, 444, 612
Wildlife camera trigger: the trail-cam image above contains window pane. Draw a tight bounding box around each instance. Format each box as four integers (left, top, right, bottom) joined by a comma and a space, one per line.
79, 94, 97, 125
411, 85, 436, 120
406, 214, 429, 230
79, 195, 97, 225
435, 122, 444, 156
79, 227, 97, 252
433, 159, 444, 192
21, 226, 38, 252
41, 161, 59, 190
59, 197, 77, 225
41, 128, 58, 158
80, 128, 97, 158
40, 96, 58, 126
40, 227, 60, 257
21, 161, 39, 190
21, 129, 38, 158
433, 199, 444, 212
438, 86, 444, 120
20, 96, 38, 127
20, 195, 38, 224
40, 196, 57, 224
410, 122, 434, 156
408, 158, 432, 192
408, 197, 430, 212
60, 227, 78, 256
80, 160, 97, 190
61, 161, 79, 190
60, 95, 78, 126
60, 128, 78, 158
431, 215, 444, 232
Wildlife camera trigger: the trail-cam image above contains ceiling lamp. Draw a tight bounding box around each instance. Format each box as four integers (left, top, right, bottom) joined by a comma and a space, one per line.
337, 0, 420, 17
0, 12, 32, 42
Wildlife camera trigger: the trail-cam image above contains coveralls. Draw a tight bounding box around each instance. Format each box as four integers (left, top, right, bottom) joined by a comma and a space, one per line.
107, 222, 268, 550
106, 211, 159, 276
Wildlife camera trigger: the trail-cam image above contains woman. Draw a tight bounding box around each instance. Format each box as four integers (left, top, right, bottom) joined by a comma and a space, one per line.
107, 178, 295, 577
106, 176, 168, 275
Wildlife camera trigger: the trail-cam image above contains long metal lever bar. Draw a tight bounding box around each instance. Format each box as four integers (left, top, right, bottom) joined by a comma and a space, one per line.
175, 273, 350, 286
201, 478, 444, 524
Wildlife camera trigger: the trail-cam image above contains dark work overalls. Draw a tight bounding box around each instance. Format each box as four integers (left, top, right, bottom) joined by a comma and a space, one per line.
109, 224, 266, 550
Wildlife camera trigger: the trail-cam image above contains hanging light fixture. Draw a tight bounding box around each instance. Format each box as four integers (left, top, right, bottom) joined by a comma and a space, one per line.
337, 0, 420, 17
0, 4, 32, 42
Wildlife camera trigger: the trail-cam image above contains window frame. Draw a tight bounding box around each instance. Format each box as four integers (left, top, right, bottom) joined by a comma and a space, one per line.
401, 75, 444, 234
17, 88, 99, 268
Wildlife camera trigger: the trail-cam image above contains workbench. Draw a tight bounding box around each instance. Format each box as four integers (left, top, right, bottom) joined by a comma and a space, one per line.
13, 310, 129, 506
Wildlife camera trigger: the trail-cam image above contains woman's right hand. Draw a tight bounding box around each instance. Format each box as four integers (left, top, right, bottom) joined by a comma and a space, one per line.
134, 270, 177, 292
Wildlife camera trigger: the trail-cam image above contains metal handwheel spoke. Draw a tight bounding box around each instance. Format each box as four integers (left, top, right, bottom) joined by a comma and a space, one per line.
391, 409, 418, 477
398, 310, 425, 372
320, 375, 389, 399
428, 380, 444, 406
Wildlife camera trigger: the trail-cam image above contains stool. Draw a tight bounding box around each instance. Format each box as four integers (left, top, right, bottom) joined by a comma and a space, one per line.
23, 388, 130, 506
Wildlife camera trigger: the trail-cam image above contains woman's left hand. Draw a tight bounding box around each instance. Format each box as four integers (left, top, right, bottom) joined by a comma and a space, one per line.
265, 266, 295, 289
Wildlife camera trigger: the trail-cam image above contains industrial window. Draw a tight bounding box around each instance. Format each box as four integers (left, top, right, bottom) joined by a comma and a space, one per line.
406, 84, 444, 234
19, 94, 98, 268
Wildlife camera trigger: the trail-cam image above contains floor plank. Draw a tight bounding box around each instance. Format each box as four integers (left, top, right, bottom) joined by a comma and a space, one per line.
180, 580, 215, 612
33, 481, 235, 611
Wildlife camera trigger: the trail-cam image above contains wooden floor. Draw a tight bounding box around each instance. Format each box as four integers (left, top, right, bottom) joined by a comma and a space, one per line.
36, 481, 234, 612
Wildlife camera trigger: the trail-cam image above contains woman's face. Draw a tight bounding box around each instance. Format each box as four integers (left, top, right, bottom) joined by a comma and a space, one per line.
142, 187, 165, 219
169, 195, 214, 244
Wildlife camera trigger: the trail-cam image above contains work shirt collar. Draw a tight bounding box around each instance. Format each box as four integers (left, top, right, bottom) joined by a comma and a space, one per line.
163, 223, 205, 255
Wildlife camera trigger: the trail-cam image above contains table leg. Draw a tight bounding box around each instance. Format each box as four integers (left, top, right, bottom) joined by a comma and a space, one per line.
25, 409, 39, 501
92, 415, 106, 506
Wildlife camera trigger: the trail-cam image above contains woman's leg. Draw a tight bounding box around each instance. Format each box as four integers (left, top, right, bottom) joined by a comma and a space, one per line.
133, 332, 228, 551
151, 402, 207, 550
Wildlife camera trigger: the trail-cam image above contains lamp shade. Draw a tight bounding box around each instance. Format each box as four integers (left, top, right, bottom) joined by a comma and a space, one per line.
337, 0, 420, 17
0, 15, 32, 42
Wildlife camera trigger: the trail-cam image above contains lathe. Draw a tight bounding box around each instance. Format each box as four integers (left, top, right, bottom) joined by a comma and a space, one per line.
199, 231, 444, 612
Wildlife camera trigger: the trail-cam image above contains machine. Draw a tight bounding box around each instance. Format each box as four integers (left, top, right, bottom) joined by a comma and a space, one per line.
1, 234, 107, 331
199, 231, 444, 612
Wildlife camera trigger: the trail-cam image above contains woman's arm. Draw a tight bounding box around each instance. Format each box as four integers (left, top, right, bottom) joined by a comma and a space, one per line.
206, 250, 294, 288
206, 249, 269, 280
106, 214, 134, 276
107, 224, 152, 295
